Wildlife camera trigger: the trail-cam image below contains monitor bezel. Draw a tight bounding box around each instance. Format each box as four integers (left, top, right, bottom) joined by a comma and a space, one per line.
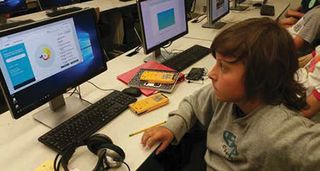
0, 8, 107, 119
137, 0, 189, 55
208, 0, 230, 25
0, 0, 28, 15
37, 0, 80, 10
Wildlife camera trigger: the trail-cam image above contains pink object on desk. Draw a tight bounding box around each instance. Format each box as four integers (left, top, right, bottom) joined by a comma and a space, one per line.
117, 61, 185, 96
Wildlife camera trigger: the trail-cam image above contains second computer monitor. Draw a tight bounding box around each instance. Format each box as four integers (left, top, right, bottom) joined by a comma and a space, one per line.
202, 0, 229, 29
137, 0, 188, 61
38, 0, 79, 10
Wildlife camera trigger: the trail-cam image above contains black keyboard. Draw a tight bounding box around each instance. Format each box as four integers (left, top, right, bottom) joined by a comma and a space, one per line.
162, 45, 210, 72
0, 19, 34, 31
38, 90, 137, 153
46, 7, 83, 17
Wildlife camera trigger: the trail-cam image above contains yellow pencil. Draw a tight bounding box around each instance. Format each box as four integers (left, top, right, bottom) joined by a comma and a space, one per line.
129, 121, 167, 137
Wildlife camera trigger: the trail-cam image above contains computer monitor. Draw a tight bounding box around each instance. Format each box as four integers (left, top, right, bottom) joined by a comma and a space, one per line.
38, 0, 79, 10
0, 8, 107, 128
202, 0, 229, 29
0, 0, 28, 24
137, 0, 188, 62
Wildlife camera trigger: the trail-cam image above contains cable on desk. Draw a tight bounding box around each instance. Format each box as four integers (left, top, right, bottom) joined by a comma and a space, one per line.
86, 81, 117, 92
121, 161, 131, 171
191, 13, 206, 23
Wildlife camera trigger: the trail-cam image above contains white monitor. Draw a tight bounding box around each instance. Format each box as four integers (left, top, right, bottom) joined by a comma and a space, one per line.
137, 0, 188, 62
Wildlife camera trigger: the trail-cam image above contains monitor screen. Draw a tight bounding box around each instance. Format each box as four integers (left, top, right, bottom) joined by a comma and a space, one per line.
0, 0, 27, 14
38, 0, 79, 10
0, 8, 107, 119
210, 0, 229, 23
137, 0, 188, 54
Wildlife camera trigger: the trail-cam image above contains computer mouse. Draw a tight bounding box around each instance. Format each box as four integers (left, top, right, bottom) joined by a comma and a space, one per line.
122, 87, 142, 97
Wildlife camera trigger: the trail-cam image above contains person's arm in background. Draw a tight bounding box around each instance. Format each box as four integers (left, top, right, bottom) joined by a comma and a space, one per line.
294, 35, 308, 50
298, 53, 313, 67
279, 6, 304, 28
301, 47, 320, 118
302, 90, 320, 118
285, 6, 304, 18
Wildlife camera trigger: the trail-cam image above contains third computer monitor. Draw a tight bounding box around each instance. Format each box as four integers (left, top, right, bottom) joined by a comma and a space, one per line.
137, 0, 188, 60
202, 0, 229, 29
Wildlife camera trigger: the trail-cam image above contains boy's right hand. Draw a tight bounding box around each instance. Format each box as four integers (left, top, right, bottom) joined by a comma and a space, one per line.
141, 126, 174, 155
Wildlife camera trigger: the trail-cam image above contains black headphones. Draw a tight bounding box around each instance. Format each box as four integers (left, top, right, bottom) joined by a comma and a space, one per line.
54, 134, 126, 171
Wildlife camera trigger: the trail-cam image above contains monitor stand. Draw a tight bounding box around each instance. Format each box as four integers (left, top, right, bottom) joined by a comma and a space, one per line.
230, 0, 249, 11
202, 21, 226, 29
0, 14, 8, 25
33, 95, 90, 128
143, 48, 174, 63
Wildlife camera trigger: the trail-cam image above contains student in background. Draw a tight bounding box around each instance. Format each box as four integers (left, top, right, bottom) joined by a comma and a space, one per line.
141, 18, 320, 170
287, 5, 320, 51
297, 45, 320, 119
279, 0, 320, 27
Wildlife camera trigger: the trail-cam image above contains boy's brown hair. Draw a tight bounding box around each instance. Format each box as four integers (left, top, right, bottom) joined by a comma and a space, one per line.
211, 17, 307, 110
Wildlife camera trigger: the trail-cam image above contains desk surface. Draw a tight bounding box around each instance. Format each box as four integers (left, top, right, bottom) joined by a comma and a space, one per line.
185, 0, 290, 41
0, 37, 213, 171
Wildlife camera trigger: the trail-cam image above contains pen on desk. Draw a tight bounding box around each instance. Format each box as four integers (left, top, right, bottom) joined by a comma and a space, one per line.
129, 121, 167, 137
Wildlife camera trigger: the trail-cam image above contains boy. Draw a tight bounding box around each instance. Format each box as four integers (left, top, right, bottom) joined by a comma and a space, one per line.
141, 18, 320, 170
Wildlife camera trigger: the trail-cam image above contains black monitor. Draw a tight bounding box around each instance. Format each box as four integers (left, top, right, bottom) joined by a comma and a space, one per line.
202, 0, 229, 29
137, 0, 188, 62
0, 8, 107, 128
38, 0, 79, 10
0, 0, 28, 24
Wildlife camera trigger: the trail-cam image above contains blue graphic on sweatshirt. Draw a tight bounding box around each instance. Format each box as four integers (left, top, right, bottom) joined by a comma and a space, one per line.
222, 130, 238, 160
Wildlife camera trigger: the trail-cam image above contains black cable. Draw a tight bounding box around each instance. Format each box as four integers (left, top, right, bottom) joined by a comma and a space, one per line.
191, 13, 205, 23
69, 87, 79, 97
54, 153, 62, 171
121, 161, 131, 171
78, 86, 82, 100
191, 0, 197, 13
196, 15, 207, 23
80, 97, 93, 105
162, 41, 172, 48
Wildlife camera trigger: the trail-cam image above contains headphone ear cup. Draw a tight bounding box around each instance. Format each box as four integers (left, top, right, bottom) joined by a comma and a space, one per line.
97, 143, 125, 168
86, 133, 113, 154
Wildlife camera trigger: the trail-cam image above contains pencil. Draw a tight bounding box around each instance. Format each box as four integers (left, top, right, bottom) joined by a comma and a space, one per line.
129, 121, 167, 137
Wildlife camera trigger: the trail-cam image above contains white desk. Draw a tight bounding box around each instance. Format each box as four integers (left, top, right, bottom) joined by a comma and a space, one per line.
0, 37, 214, 171
184, 0, 290, 42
